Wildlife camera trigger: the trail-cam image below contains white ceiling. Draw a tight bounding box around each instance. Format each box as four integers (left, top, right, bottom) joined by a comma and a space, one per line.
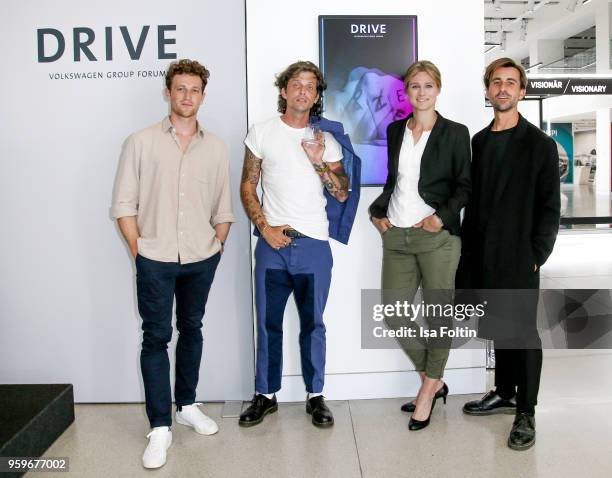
485, 1, 607, 123
550, 111, 596, 123
485, 0, 598, 64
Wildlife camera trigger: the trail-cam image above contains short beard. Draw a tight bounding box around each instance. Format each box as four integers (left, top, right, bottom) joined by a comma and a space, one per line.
287, 103, 312, 115
491, 100, 516, 113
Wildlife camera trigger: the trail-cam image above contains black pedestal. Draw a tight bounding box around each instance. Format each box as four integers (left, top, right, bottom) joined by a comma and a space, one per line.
0, 384, 75, 478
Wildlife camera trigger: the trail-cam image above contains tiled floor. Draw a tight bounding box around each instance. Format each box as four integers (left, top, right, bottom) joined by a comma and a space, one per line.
36, 351, 612, 478
561, 184, 612, 217
541, 231, 612, 288
35, 232, 612, 477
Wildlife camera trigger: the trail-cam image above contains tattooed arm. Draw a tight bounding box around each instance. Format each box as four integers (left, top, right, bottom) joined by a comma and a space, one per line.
312, 160, 349, 203
240, 147, 291, 249
302, 132, 349, 203
240, 147, 266, 231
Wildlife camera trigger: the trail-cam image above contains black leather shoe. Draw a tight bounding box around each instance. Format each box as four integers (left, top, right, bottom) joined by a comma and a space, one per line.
238, 394, 278, 427
463, 390, 517, 416
401, 383, 449, 413
408, 398, 436, 431
508, 413, 536, 450
306, 396, 334, 428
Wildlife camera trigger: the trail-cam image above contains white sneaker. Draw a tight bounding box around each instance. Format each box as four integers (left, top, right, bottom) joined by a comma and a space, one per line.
142, 426, 172, 469
175, 403, 219, 435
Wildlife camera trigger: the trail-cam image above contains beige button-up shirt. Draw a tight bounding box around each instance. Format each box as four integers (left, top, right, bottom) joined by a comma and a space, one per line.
111, 117, 235, 263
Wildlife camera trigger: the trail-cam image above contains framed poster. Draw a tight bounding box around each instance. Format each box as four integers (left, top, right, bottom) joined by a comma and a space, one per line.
543, 122, 574, 184
319, 15, 418, 185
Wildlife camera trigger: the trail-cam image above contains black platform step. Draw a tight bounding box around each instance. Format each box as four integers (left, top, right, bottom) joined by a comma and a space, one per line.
0, 384, 74, 478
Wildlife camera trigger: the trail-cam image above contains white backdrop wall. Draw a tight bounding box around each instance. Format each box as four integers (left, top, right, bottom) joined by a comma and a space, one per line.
0, 0, 253, 401
0, 0, 489, 404
246, 0, 488, 401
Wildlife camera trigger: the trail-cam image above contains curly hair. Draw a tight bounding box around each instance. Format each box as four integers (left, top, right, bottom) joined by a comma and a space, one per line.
275, 61, 326, 117
165, 59, 210, 91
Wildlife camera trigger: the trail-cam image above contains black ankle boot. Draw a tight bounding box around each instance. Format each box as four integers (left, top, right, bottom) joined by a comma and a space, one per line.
508, 413, 536, 450
463, 390, 517, 416
238, 394, 278, 427
306, 396, 334, 428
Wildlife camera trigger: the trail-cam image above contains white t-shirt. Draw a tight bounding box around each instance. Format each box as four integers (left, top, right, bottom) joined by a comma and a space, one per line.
244, 116, 343, 240
387, 127, 435, 227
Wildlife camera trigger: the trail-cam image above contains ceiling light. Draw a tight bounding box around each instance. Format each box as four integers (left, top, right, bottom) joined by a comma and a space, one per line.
520, 19, 528, 41
500, 32, 507, 51
526, 0, 535, 12
567, 0, 579, 12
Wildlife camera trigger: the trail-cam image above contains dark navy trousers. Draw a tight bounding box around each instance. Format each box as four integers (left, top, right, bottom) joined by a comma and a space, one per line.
254, 236, 333, 394
135, 253, 220, 428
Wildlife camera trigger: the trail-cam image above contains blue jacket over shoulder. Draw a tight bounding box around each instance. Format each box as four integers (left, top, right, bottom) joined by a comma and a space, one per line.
311, 116, 361, 245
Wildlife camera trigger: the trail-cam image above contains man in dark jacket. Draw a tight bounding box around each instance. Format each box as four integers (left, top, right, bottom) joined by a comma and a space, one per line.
457, 58, 560, 451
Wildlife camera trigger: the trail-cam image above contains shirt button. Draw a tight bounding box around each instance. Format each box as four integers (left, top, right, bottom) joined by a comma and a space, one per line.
180, 192, 185, 197
180, 212, 184, 216
180, 231, 184, 235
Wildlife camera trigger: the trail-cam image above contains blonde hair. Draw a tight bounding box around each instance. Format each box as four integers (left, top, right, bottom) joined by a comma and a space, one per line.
403, 60, 442, 90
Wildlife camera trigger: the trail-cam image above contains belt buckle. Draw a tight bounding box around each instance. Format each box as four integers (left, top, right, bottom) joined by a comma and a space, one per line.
283, 228, 301, 239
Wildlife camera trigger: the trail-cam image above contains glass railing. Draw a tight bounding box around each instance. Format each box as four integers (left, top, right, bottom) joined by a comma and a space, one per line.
539, 46, 597, 74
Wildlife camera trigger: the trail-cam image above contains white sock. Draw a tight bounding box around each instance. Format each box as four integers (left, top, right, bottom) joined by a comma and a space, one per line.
256, 392, 274, 399
151, 426, 170, 432
308, 392, 323, 400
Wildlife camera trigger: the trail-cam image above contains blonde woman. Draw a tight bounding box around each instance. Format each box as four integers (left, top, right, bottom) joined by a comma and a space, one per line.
369, 61, 471, 430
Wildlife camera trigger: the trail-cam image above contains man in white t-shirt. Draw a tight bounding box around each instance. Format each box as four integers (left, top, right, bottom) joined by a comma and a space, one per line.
239, 61, 348, 428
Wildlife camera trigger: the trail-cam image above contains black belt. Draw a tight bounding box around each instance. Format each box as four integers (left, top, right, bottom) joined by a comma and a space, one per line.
283, 228, 308, 239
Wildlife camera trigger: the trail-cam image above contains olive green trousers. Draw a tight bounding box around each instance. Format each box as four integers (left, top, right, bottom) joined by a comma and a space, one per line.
381, 226, 461, 379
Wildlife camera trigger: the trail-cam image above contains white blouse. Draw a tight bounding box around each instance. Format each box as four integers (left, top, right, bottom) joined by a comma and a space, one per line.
387, 127, 435, 227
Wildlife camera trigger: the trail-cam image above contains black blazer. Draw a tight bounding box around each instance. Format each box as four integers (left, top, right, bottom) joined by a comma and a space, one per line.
456, 114, 561, 290
369, 112, 471, 235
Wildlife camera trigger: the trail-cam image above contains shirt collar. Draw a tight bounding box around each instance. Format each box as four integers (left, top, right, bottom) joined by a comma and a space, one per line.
162, 116, 205, 137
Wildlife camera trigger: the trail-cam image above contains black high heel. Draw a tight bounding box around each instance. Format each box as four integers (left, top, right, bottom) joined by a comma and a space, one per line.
439, 382, 449, 405
408, 397, 437, 431
401, 382, 449, 412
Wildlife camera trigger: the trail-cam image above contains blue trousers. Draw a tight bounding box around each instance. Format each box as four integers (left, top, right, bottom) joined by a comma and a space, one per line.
254, 237, 333, 394
135, 253, 220, 428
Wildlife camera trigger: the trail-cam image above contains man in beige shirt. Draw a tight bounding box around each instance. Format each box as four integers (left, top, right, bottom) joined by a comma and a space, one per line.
111, 59, 235, 469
